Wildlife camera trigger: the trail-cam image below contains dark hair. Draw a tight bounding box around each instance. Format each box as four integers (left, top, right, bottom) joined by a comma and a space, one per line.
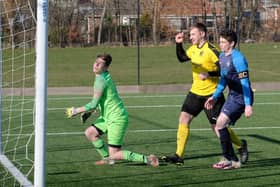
96, 53, 112, 67
219, 29, 238, 48
192, 22, 207, 34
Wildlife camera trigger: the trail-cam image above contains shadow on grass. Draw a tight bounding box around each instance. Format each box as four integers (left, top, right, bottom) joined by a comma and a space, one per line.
46, 166, 190, 186
185, 152, 220, 160
46, 156, 280, 186
248, 134, 280, 144
48, 171, 80, 175
162, 172, 280, 187
245, 157, 280, 168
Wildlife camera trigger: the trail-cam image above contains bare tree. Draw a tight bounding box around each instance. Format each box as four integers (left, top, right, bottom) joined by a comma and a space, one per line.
113, 0, 121, 43
49, 1, 73, 47
224, 0, 228, 28
97, 0, 107, 45
211, 0, 218, 42
249, 0, 259, 39
223, 0, 235, 30
229, 0, 234, 30
202, 0, 207, 24
68, 0, 80, 47
152, 0, 160, 45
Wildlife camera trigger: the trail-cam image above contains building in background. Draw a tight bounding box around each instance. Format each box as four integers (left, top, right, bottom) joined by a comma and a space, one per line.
48, 0, 280, 47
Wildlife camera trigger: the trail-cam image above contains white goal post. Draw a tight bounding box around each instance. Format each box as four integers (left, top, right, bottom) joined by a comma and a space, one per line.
0, 0, 48, 186
34, 0, 48, 186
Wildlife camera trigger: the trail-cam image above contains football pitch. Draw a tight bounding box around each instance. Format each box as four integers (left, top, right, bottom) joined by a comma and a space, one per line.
47, 43, 280, 87
46, 91, 280, 187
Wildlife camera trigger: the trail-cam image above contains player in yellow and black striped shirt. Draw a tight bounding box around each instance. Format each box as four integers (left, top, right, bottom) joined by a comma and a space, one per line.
162, 23, 248, 165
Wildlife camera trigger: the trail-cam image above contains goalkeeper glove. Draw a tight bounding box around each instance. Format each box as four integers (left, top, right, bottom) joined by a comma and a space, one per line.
65, 107, 79, 118
80, 112, 92, 124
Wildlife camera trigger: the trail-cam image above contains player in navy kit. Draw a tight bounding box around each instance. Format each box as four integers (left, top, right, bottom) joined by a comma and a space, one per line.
205, 30, 254, 169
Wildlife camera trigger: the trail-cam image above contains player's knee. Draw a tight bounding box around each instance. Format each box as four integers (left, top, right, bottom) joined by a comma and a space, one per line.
215, 113, 229, 129
215, 119, 227, 130
179, 112, 192, 124
84, 126, 99, 140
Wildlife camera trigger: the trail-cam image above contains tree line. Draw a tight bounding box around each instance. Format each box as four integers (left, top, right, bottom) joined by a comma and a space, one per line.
1, 0, 279, 48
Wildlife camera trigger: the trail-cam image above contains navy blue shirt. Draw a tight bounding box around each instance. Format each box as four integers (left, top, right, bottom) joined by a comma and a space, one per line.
213, 49, 253, 106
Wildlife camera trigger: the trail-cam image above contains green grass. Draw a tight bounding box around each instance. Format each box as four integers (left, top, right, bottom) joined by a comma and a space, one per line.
47, 43, 280, 86
42, 91, 280, 186
2, 43, 280, 87
1, 91, 280, 186
1, 43, 280, 186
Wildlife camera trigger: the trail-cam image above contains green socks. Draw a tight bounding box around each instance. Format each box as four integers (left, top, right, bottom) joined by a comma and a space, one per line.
92, 140, 147, 164
92, 139, 109, 158
123, 150, 147, 163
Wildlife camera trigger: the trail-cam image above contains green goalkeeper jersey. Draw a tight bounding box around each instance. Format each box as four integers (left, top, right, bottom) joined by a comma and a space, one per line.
83, 71, 128, 122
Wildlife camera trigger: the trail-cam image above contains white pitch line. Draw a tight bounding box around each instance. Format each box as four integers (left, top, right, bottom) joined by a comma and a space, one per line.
47, 95, 186, 100
2, 92, 280, 102
254, 102, 280, 105
2, 101, 280, 112
46, 102, 280, 110
2, 126, 280, 137
47, 126, 280, 135
45, 91, 280, 101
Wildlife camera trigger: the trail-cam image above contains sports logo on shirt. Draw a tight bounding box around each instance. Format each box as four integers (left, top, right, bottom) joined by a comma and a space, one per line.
226, 60, 231, 67
238, 71, 249, 79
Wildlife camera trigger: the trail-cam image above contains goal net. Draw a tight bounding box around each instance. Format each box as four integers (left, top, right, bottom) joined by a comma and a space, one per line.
0, 0, 47, 186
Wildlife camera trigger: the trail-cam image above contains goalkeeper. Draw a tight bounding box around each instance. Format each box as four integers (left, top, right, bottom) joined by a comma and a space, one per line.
65, 53, 158, 167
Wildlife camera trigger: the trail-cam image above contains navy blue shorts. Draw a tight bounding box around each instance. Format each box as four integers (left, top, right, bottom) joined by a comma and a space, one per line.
221, 95, 245, 125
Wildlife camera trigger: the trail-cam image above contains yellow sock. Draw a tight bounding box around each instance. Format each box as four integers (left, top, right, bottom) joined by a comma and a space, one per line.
228, 127, 242, 149
175, 123, 189, 158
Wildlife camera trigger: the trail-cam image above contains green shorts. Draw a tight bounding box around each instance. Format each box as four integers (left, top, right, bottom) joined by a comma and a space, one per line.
93, 116, 128, 147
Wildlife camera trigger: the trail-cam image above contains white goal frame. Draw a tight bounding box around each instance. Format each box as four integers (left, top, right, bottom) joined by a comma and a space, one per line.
0, 0, 48, 187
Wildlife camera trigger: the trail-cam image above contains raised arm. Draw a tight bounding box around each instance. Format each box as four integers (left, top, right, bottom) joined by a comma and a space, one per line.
175, 32, 190, 62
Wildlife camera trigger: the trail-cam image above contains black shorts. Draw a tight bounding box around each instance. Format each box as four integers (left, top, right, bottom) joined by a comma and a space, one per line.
181, 92, 225, 124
